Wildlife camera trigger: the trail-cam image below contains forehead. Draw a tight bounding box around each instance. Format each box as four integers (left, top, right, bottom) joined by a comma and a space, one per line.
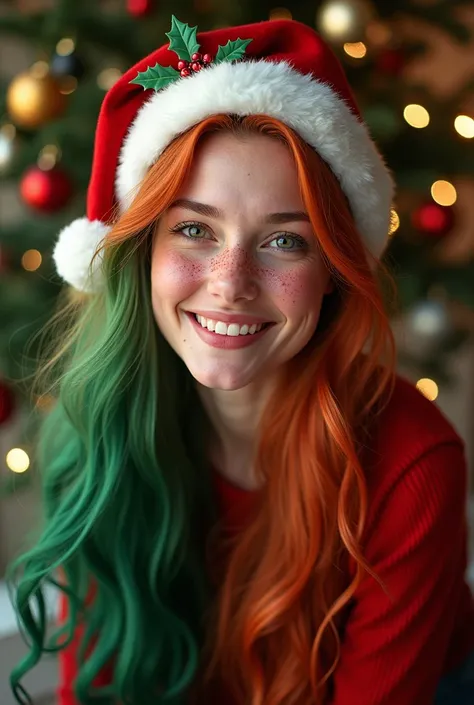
177, 131, 304, 212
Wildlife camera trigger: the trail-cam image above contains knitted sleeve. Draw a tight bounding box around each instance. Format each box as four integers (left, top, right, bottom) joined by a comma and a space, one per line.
329, 440, 469, 705
56, 586, 114, 705
56, 591, 81, 705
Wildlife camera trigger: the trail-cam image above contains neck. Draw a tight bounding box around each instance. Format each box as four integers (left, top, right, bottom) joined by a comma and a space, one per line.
196, 378, 275, 490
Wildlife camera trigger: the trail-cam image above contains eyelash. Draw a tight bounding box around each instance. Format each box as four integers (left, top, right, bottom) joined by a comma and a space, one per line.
168, 220, 308, 252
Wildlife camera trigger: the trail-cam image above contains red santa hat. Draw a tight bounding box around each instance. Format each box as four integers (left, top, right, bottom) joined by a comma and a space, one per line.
53, 17, 394, 293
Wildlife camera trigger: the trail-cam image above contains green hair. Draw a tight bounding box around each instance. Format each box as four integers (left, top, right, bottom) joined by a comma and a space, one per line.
7, 235, 218, 705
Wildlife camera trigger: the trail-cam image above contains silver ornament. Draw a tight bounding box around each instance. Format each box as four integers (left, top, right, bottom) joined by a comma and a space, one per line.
0, 126, 17, 172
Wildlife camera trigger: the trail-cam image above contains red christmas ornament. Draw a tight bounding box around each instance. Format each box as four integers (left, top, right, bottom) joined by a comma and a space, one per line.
20, 165, 73, 212
411, 202, 454, 238
376, 48, 406, 76
0, 379, 15, 426
126, 0, 153, 17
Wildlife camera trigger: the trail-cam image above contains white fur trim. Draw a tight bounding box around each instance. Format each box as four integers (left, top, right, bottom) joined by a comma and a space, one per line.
53, 217, 110, 293
117, 59, 394, 257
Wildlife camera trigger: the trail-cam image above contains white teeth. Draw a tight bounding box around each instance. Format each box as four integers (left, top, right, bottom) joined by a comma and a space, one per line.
194, 314, 266, 336
227, 323, 241, 337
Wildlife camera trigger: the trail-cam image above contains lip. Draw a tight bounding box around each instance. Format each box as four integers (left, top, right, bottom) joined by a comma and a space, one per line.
189, 310, 273, 326
185, 311, 275, 350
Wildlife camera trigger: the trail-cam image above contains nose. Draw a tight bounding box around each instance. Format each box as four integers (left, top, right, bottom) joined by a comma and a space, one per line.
206, 246, 259, 304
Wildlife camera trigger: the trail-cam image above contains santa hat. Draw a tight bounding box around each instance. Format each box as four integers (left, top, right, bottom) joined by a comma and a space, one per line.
53, 17, 394, 293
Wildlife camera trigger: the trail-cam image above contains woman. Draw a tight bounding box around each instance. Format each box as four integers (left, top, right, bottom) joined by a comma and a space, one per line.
8, 17, 474, 705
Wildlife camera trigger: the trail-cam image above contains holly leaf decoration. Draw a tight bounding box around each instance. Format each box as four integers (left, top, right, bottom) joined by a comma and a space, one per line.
130, 63, 181, 91
129, 18, 254, 93
215, 38, 253, 64
166, 15, 200, 62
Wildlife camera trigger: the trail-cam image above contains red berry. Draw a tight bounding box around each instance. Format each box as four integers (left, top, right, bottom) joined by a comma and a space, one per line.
203, 53, 212, 64
191, 52, 202, 61
191, 62, 202, 72
180, 67, 191, 77
177, 60, 188, 70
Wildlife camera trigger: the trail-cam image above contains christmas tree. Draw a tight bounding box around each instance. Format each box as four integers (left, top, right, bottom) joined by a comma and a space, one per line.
1, 0, 473, 495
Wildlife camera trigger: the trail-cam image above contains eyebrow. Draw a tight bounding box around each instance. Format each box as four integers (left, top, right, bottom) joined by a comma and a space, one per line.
169, 198, 310, 224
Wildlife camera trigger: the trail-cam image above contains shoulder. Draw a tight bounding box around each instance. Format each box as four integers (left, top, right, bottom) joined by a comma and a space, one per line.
362, 374, 466, 513
369, 373, 464, 462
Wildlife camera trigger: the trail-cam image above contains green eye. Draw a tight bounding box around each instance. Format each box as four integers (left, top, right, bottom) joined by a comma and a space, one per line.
276, 236, 294, 249
170, 221, 209, 239
185, 224, 205, 238
268, 233, 307, 251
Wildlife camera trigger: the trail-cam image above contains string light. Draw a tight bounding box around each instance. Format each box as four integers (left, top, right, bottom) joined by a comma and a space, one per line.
431, 180, 457, 207
6, 448, 30, 473
22, 249, 42, 271
343, 42, 367, 59
454, 115, 474, 139
403, 104, 430, 129
1, 123, 16, 140
389, 208, 400, 236
319, 4, 351, 39
0, 124, 16, 171
416, 378, 439, 401
35, 394, 55, 412
317, 0, 368, 42
97, 68, 122, 91
56, 37, 75, 56
30, 61, 49, 78
37, 143, 61, 170
269, 7, 292, 20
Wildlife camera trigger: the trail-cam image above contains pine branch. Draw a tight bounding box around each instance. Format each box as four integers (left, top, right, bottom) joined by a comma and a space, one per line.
0, 10, 153, 61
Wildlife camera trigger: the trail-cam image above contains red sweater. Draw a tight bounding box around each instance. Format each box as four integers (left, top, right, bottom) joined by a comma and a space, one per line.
57, 376, 474, 705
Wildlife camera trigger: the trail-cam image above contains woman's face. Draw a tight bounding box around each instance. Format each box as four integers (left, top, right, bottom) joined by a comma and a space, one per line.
151, 131, 332, 391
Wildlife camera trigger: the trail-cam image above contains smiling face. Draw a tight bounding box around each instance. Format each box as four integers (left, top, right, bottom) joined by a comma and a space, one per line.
151, 130, 332, 391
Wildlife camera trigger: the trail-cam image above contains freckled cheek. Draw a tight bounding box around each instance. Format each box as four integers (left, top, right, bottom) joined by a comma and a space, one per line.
259, 266, 325, 317
151, 250, 205, 302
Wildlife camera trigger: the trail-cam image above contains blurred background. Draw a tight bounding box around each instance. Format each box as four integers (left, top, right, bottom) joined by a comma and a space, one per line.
0, 0, 473, 702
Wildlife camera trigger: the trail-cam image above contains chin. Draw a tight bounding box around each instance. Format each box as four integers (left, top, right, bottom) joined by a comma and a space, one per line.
188, 365, 256, 391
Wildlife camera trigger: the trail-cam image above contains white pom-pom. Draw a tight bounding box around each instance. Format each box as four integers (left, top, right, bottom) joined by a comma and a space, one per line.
53, 217, 111, 293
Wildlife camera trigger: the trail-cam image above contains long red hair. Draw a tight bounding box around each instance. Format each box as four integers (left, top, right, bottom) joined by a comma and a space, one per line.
101, 113, 396, 704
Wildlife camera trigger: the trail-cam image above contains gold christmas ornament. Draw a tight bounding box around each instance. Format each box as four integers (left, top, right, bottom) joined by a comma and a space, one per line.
6, 68, 67, 129
316, 0, 375, 44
